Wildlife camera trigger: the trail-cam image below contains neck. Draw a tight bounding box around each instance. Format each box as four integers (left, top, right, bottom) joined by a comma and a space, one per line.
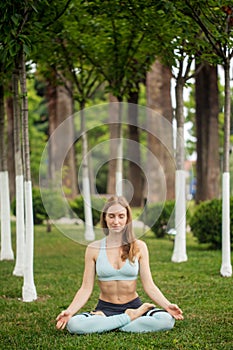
106, 233, 122, 247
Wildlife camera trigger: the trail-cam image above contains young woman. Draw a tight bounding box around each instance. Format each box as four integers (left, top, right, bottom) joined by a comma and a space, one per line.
56, 196, 183, 334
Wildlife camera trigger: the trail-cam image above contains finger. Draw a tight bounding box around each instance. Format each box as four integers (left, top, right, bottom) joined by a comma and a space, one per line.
56, 311, 67, 321
175, 314, 184, 320
56, 313, 64, 321
61, 322, 67, 330
56, 320, 65, 329
56, 322, 61, 329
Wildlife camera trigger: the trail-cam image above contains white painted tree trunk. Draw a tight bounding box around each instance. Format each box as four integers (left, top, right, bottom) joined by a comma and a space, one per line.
116, 135, 123, 196
13, 175, 25, 276
20, 52, 37, 300
83, 174, 95, 241
22, 181, 37, 301
81, 109, 95, 241
172, 170, 188, 262
0, 171, 14, 260
220, 61, 232, 277
115, 104, 123, 196
220, 173, 232, 277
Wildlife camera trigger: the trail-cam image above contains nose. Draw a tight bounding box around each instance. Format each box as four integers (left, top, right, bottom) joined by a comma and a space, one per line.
113, 216, 119, 224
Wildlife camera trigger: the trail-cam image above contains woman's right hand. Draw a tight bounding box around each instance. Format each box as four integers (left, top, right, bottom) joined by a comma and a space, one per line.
56, 310, 72, 330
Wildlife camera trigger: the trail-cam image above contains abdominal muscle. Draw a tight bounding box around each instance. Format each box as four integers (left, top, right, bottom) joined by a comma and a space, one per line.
98, 279, 138, 304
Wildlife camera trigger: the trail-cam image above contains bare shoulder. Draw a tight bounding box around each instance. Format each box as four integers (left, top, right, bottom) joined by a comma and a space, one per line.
88, 239, 102, 249
135, 239, 149, 257
86, 239, 102, 259
136, 239, 148, 249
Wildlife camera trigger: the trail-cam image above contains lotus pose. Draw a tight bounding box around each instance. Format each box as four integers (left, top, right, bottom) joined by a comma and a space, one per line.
56, 196, 183, 334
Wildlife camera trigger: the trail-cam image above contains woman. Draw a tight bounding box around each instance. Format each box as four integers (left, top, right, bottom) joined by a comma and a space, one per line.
56, 196, 183, 334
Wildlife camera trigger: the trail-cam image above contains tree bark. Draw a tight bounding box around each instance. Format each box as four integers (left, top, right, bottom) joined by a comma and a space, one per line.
146, 60, 175, 202
57, 84, 77, 198
127, 85, 144, 206
19, 52, 37, 301
80, 106, 95, 240
195, 63, 220, 202
220, 57, 232, 277
107, 94, 119, 194
46, 77, 78, 198
12, 64, 25, 276
0, 78, 14, 261
6, 94, 15, 201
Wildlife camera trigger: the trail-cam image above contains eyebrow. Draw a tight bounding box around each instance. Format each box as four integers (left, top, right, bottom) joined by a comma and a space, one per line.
106, 211, 126, 215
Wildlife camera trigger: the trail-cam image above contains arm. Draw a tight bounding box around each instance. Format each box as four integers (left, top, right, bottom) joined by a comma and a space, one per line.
56, 244, 96, 329
138, 240, 183, 320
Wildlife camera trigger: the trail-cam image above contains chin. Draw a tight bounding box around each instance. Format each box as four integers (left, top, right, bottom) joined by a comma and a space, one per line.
111, 228, 123, 233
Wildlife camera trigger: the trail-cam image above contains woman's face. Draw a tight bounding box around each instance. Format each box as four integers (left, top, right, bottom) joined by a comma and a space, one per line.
105, 204, 128, 233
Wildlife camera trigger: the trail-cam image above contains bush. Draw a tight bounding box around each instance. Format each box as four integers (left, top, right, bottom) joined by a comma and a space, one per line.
12, 187, 69, 225
32, 187, 48, 224
140, 200, 175, 238
12, 187, 46, 225
189, 198, 233, 249
69, 195, 106, 226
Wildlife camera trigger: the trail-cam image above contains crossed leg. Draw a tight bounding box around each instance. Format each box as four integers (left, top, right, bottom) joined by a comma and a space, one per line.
67, 303, 154, 334
119, 308, 175, 333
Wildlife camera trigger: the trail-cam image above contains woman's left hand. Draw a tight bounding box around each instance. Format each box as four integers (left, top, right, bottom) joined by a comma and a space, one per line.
166, 304, 184, 320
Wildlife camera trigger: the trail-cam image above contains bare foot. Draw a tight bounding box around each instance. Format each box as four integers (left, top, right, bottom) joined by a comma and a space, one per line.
125, 303, 155, 321
90, 310, 106, 316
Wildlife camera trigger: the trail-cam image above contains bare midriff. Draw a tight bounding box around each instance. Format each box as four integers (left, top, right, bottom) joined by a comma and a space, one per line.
98, 279, 138, 304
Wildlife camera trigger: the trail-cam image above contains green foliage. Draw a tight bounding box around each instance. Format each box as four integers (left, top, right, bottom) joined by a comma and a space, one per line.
11, 187, 45, 225
31, 187, 48, 225
12, 187, 68, 225
69, 195, 106, 226
140, 200, 175, 238
190, 198, 233, 249
39, 188, 70, 222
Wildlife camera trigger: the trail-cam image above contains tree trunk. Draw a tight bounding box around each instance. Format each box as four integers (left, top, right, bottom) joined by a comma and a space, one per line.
0, 79, 14, 261
57, 84, 77, 198
195, 63, 220, 202
12, 64, 25, 277
6, 93, 15, 201
19, 52, 37, 301
107, 94, 119, 194
220, 58, 232, 277
46, 76, 57, 181
146, 60, 175, 202
127, 85, 144, 206
172, 76, 187, 263
46, 78, 78, 198
80, 106, 95, 241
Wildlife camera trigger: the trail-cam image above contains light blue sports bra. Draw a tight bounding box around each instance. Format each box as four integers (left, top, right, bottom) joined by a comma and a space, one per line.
96, 238, 139, 281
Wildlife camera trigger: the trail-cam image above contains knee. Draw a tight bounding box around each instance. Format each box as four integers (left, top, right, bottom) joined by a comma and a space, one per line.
67, 315, 86, 334
66, 317, 77, 334
156, 312, 175, 330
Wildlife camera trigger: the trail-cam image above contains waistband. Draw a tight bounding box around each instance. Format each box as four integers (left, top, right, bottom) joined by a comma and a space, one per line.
94, 297, 143, 317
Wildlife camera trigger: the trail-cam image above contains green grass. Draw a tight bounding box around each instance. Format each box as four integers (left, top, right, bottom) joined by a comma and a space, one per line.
1, 225, 233, 350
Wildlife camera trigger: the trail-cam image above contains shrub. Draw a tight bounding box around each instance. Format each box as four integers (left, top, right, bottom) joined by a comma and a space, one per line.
11, 187, 69, 225
40, 188, 69, 222
69, 195, 106, 226
140, 200, 175, 238
32, 187, 48, 224
189, 198, 233, 249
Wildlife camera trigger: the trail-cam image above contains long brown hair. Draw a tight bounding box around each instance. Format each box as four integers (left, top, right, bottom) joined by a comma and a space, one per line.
100, 196, 139, 262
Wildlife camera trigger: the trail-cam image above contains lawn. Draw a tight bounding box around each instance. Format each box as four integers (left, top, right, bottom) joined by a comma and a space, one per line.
0, 224, 232, 350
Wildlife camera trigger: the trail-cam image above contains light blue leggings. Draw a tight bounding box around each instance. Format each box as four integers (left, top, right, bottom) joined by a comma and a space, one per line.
67, 309, 175, 334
